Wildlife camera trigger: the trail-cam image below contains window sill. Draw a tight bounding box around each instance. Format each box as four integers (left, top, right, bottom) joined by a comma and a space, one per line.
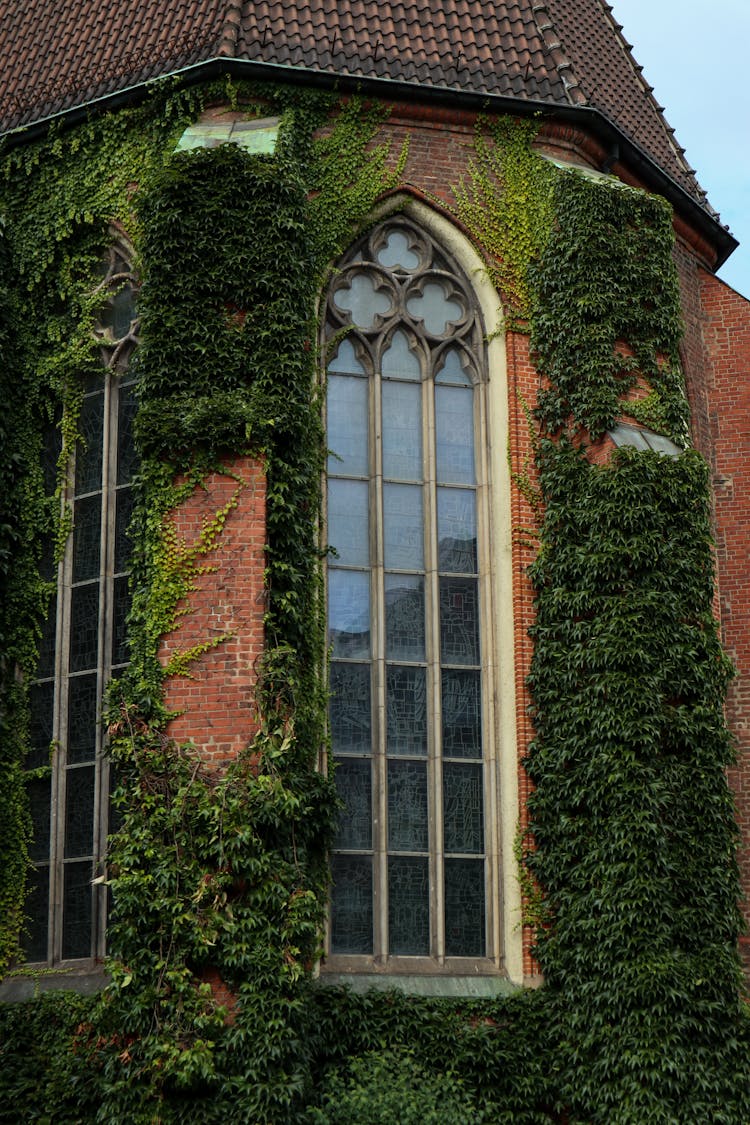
316, 972, 519, 998
0, 967, 108, 1002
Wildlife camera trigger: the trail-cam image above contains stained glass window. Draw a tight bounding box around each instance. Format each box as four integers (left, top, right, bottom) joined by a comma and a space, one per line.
325, 217, 490, 968
24, 235, 139, 965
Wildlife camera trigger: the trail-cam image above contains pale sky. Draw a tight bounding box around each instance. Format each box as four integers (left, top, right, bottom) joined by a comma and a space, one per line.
610, 0, 750, 298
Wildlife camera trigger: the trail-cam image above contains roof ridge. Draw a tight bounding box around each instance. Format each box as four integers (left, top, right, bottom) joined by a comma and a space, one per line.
530, 2, 586, 107
216, 0, 242, 59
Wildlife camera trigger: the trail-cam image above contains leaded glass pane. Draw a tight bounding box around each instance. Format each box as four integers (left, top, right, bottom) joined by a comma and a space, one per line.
28, 680, 54, 769
386, 665, 427, 756
442, 670, 481, 758
436, 347, 473, 386
117, 380, 138, 485
36, 595, 57, 679
437, 488, 477, 573
114, 487, 134, 573
69, 584, 99, 672
75, 392, 104, 495
330, 662, 371, 754
64, 765, 95, 858
445, 858, 485, 957
382, 382, 422, 480
62, 861, 93, 960
329, 569, 370, 658
376, 229, 421, 271
443, 763, 484, 854
381, 330, 420, 380
406, 282, 462, 336
328, 479, 369, 567
328, 338, 366, 375
327, 374, 369, 477
67, 674, 98, 763
72, 494, 102, 583
383, 484, 423, 570
39, 534, 56, 583
385, 575, 425, 662
23, 866, 49, 962
334, 758, 372, 850
436, 385, 474, 484
387, 760, 428, 851
439, 577, 479, 666
27, 777, 51, 863
335, 273, 392, 328
100, 283, 136, 341
42, 414, 62, 496
388, 856, 429, 955
112, 575, 131, 666
330, 855, 373, 954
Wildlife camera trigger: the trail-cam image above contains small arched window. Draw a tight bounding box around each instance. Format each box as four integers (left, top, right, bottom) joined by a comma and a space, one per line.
323, 214, 505, 973
25, 236, 139, 965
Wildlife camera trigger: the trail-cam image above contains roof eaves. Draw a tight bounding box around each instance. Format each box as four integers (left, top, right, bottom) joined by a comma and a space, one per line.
0, 55, 736, 269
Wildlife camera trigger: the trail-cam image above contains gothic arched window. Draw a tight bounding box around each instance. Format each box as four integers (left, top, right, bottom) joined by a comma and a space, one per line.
25, 236, 139, 965
324, 214, 505, 973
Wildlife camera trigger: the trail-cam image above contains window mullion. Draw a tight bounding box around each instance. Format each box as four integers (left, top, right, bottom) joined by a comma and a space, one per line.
50, 505, 72, 966
371, 363, 388, 961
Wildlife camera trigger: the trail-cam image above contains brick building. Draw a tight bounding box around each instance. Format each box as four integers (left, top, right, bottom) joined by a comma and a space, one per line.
0, 0, 749, 1115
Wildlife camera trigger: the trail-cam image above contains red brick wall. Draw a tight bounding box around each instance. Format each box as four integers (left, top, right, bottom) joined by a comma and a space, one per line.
699, 273, 750, 970
158, 455, 266, 768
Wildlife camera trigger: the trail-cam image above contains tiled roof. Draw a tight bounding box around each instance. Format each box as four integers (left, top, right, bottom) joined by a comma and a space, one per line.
0, 1, 712, 217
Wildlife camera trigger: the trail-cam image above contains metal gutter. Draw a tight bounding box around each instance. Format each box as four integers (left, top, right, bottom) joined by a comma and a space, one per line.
0, 55, 737, 269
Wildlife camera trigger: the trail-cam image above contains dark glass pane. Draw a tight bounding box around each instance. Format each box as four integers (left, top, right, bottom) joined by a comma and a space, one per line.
114, 487, 134, 573
330, 855, 373, 954
39, 534, 56, 582
112, 575, 131, 666
36, 594, 57, 679
62, 861, 93, 959
74, 392, 104, 496
67, 674, 99, 763
387, 760, 428, 851
388, 855, 429, 955
328, 479, 369, 567
386, 665, 427, 756
334, 758, 372, 849
383, 484, 423, 570
28, 680, 54, 769
327, 374, 368, 477
439, 577, 479, 666
436, 385, 474, 485
64, 765, 95, 858
330, 663, 371, 754
437, 488, 477, 573
444, 858, 485, 957
27, 776, 51, 863
385, 575, 425, 662
442, 669, 482, 758
117, 380, 138, 485
41, 415, 62, 497
101, 283, 136, 341
23, 865, 49, 962
382, 382, 422, 480
69, 583, 99, 672
328, 569, 370, 659
443, 763, 484, 854
72, 494, 102, 583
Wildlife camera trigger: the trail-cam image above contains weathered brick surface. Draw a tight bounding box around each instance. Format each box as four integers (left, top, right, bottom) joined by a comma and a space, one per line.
158, 456, 266, 767
700, 272, 750, 969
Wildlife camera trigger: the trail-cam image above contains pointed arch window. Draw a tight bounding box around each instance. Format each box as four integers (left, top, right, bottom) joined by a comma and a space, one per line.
25, 237, 139, 966
324, 216, 500, 971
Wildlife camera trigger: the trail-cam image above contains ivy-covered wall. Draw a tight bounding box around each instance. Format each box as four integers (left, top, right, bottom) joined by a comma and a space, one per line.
0, 80, 748, 1122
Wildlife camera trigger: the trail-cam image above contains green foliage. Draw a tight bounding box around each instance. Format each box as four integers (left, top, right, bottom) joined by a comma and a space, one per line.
453, 116, 556, 324
529, 172, 689, 442
525, 169, 749, 1120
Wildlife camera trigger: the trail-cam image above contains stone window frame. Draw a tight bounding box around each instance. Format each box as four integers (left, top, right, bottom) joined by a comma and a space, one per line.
24, 232, 139, 969
320, 199, 523, 987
